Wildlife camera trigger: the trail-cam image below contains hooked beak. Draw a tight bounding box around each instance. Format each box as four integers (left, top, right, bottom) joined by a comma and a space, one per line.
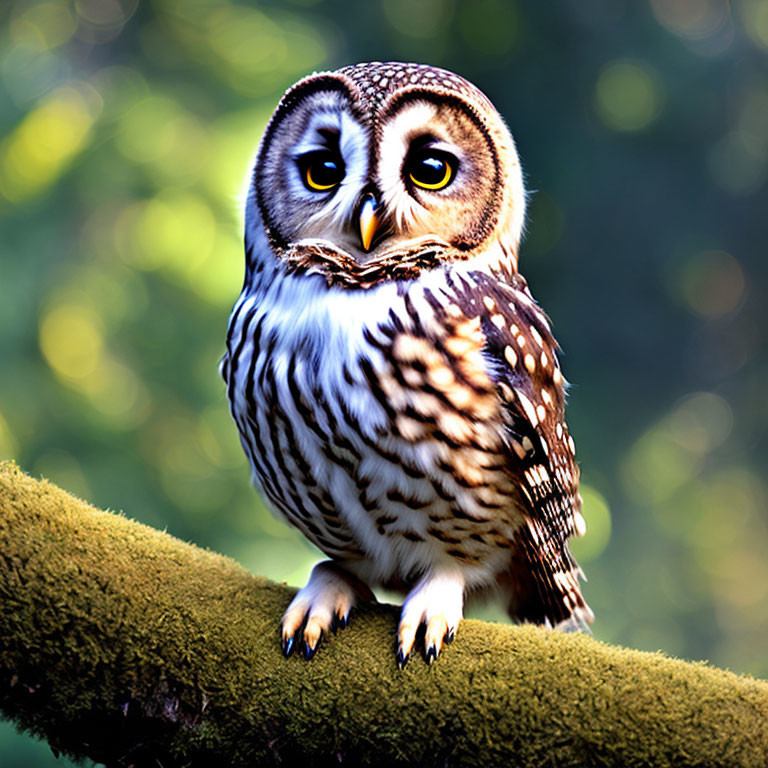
359, 194, 380, 252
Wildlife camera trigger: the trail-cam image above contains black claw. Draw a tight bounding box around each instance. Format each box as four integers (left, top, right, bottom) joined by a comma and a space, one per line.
282, 636, 295, 658
396, 648, 410, 670
444, 628, 455, 646
330, 614, 339, 635
425, 644, 438, 665
338, 613, 349, 630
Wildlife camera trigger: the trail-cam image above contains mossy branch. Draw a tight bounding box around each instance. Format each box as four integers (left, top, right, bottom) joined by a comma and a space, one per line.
1, 461, 767, 768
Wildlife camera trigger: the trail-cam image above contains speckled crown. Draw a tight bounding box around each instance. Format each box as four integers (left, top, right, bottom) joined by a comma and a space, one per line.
335, 61, 496, 115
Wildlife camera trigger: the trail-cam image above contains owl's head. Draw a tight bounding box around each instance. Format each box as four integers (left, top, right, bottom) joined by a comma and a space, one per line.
249, 62, 526, 287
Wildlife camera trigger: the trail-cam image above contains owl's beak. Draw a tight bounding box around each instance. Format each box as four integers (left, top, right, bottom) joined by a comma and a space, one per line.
359, 194, 380, 252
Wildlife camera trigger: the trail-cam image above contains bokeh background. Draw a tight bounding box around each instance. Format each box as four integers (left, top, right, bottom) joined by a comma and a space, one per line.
1, 0, 767, 764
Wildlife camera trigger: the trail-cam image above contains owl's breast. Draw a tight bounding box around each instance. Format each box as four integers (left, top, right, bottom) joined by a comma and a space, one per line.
224, 269, 520, 587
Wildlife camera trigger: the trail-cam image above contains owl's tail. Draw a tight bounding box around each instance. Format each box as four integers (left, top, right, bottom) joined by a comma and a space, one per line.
502, 524, 594, 633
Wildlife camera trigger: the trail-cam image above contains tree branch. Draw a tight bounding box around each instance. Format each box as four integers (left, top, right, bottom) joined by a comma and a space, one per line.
1, 460, 767, 767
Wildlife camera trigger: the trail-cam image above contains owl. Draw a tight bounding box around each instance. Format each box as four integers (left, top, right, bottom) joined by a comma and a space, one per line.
222, 62, 593, 668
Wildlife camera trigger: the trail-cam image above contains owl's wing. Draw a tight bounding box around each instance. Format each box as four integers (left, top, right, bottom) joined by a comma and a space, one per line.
448, 269, 593, 630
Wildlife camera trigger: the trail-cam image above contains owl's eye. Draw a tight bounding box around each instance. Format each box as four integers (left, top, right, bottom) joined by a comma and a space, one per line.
406, 150, 456, 191
300, 152, 345, 192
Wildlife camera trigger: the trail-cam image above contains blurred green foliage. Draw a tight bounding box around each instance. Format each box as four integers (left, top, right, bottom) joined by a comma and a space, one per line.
1, 0, 767, 764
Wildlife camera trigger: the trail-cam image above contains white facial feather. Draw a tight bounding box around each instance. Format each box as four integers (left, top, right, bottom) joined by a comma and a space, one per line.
377, 101, 442, 232
289, 96, 369, 231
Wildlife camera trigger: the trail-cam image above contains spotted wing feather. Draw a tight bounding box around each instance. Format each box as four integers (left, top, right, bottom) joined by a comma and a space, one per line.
450, 269, 593, 629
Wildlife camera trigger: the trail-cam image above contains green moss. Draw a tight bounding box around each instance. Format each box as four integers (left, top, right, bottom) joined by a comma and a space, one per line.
1, 460, 767, 767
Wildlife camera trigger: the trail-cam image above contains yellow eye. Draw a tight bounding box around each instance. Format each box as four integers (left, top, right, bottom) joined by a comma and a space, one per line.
301, 152, 344, 192
407, 151, 456, 190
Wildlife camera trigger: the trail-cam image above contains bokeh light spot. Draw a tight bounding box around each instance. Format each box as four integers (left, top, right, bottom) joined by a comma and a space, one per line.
740, 0, 768, 49
679, 251, 746, 317
75, 0, 137, 26
665, 392, 733, 454
116, 96, 185, 163
206, 9, 286, 73
689, 468, 763, 548
0, 85, 99, 202
650, 0, 730, 40
120, 192, 216, 273
570, 484, 611, 562
116, 95, 210, 184
683, 468, 768, 608
39, 291, 149, 423
623, 423, 702, 507
39, 303, 105, 382
10, 2, 77, 51
626, 393, 738, 536
712, 552, 768, 607
594, 60, 663, 132
79, 356, 150, 428
183, 6, 327, 95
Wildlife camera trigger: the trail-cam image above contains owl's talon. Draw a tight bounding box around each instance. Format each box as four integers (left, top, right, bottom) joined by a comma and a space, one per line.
397, 622, 418, 664
397, 569, 464, 666
280, 561, 360, 660
444, 628, 455, 645
396, 648, 410, 670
